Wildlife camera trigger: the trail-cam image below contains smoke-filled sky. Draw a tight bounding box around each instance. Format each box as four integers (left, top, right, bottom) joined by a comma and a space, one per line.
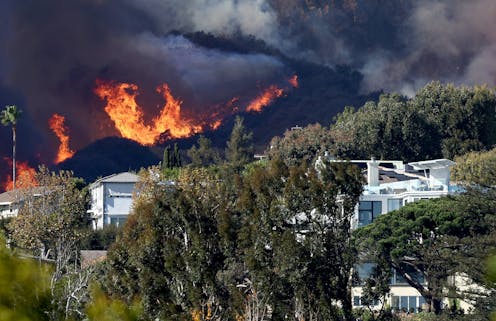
1, 0, 496, 167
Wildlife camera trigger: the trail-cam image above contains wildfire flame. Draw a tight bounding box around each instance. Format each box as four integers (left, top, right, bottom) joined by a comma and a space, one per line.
49, 113, 75, 164
1, 158, 37, 192
94, 80, 202, 145
95, 76, 298, 145
246, 85, 284, 112
289, 75, 299, 88
155, 84, 203, 139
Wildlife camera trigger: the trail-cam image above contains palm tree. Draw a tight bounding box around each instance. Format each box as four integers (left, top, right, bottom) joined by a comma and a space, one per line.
1, 105, 22, 190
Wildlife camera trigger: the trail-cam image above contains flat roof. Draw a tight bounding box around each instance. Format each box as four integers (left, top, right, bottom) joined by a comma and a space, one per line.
408, 159, 456, 170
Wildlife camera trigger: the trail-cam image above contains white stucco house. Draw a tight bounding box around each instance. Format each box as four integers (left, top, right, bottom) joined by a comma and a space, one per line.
87, 172, 139, 229
348, 158, 458, 312
316, 156, 462, 312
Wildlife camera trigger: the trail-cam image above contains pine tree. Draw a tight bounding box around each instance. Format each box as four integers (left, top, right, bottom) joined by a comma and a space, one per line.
225, 116, 253, 169
162, 145, 171, 170
187, 135, 220, 167
173, 143, 182, 168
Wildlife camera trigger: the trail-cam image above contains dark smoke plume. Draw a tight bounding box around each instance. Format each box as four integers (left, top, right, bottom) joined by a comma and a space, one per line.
1, 0, 495, 171
0, 0, 287, 165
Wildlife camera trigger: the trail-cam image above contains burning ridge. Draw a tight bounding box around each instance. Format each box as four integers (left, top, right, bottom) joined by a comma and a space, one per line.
94, 76, 298, 146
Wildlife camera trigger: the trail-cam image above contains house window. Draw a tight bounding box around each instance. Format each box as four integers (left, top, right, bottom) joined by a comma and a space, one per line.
391, 265, 425, 285
358, 201, 382, 226
355, 263, 376, 285
110, 217, 127, 227
388, 199, 402, 212
392, 296, 425, 313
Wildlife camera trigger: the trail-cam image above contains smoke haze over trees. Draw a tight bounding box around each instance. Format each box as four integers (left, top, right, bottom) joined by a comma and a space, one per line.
1, 0, 496, 184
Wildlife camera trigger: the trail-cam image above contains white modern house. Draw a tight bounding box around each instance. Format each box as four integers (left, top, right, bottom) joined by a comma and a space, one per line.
348, 158, 457, 312
87, 172, 139, 229
316, 156, 459, 313
344, 159, 457, 312
352, 158, 456, 229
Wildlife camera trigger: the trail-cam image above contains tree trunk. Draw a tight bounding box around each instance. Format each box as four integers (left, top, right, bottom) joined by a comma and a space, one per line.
342, 288, 354, 321
432, 297, 442, 314
12, 125, 16, 190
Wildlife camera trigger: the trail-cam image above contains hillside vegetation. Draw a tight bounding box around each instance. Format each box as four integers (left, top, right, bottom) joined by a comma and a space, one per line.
269, 82, 496, 164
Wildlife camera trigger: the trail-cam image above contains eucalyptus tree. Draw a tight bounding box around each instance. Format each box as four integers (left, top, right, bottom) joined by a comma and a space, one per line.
238, 158, 363, 320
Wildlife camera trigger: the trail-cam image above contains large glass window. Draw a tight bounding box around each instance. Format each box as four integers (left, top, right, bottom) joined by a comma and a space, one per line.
388, 199, 402, 212
354, 263, 376, 285
391, 296, 425, 313
358, 201, 382, 226
409, 296, 417, 312
110, 217, 127, 227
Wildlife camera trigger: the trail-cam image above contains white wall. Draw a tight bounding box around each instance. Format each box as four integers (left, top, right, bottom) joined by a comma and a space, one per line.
104, 182, 135, 215
90, 181, 137, 229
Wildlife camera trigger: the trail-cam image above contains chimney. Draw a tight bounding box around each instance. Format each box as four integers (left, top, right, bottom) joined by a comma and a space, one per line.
367, 157, 379, 186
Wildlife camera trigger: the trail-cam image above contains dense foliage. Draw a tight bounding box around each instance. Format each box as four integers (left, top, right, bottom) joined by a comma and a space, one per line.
0, 237, 52, 321
101, 159, 363, 320
265, 82, 496, 166
267, 123, 333, 165
5, 167, 93, 320
331, 82, 496, 161
451, 147, 496, 187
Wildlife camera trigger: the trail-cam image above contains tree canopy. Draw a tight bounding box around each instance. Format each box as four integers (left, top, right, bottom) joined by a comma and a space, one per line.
330, 82, 496, 161
451, 147, 496, 187
267, 123, 334, 165
225, 116, 254, 169
102, 158, 364, 320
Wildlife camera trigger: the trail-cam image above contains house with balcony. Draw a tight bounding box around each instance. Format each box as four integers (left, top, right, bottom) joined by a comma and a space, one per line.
316, 155, 460, 312
350, 158, 457, 312
87, 172, 139, 229
353, 158, 456, 229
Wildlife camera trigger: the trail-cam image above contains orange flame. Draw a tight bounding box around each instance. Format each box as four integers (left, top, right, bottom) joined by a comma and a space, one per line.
155, 84, 202, 138
49, 113, 75, 164
1, 158, 37, 192
94, 80, 202, 145
211, 119, 222, 130
289, 75, 299, 88
95, 76, 298, 144
246, 85, 284, 112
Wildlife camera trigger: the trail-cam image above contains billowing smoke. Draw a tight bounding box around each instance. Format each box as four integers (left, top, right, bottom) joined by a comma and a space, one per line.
0, 0, 287, 165
357, 0, 496, 93
1, 0, 495, 170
